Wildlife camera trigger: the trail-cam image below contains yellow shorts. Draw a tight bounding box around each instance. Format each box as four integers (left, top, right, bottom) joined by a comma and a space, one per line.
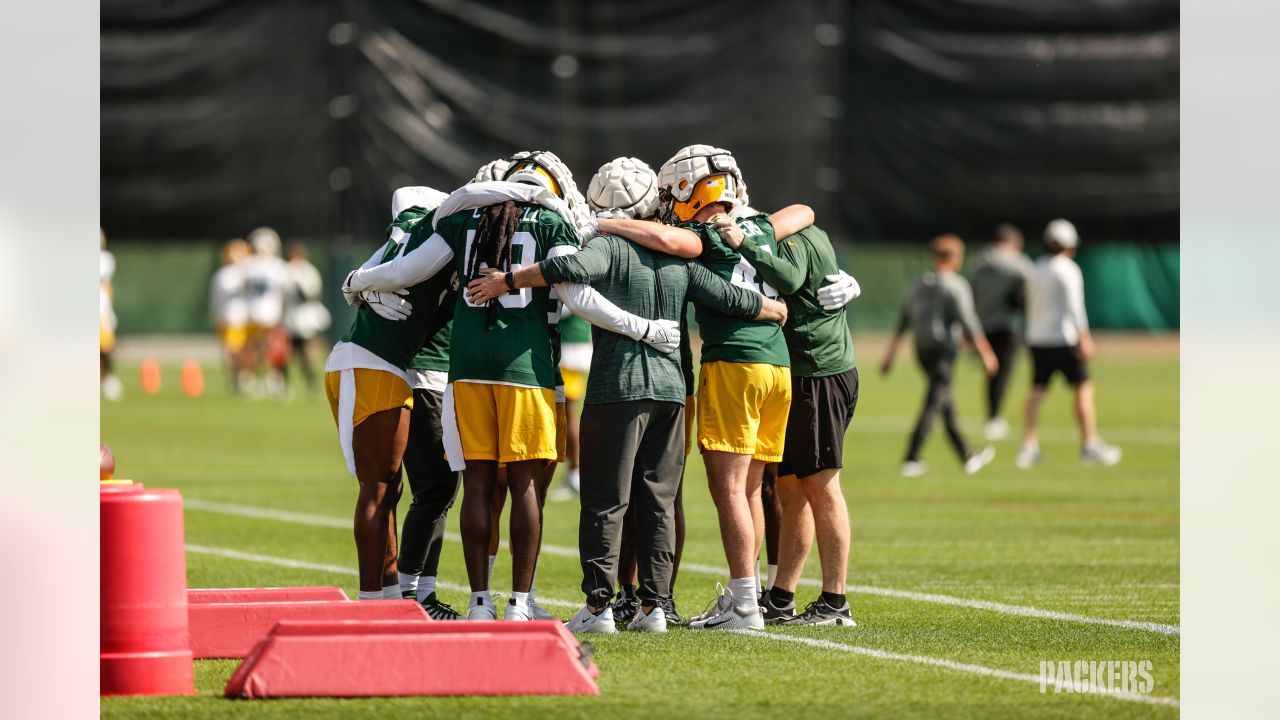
219, 325, 248, 354
245, 323, 271, 344
451, 381, 557, 464
555, 401, 568, 462
100, 324, 116, 354
562, 368, 588, 401
697, 361, 792, 462
324, 369, 413, 428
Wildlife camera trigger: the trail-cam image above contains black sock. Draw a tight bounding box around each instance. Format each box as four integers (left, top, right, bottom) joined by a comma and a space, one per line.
769, 587, 794, 606
820, 591, 848, 609
621, 583, 637, 599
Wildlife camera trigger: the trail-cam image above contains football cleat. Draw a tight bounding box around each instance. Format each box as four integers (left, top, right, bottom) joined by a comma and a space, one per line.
467, 602, 497, 621
609, 587, 640, 625
963, 446, 996, 475
760, 592, 796, 625
900, 460, 928, 478
504, 601, 533, 621
780, 597, 857, 627
565, 605, 617, 634
627, 604, 667, 633
1015, 443, 1043, 469
699, 602, 764, 631
688, 583, 735, 628
1081, 440, 1122, 466
659, 595, 683, 626
587, 157, 662, 220
419, 592, 462, 621
658, 144, 750, 222
983, 417, 1010, 441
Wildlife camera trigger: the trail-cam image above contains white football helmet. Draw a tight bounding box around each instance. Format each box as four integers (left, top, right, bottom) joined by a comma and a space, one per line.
390, 186, 448, 220
471, 158, 512, 184
505, 150, 587, 223
587, 157, 661, 220
248, 226, 281, 257
658, 144, 751, 222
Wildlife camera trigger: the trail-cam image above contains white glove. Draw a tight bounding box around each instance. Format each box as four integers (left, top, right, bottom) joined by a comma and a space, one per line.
816, 270, 861, 310
640, 319, 680, 354
341, 271, 363, 307
363, 289, 413, 321
577, 215, 600, 244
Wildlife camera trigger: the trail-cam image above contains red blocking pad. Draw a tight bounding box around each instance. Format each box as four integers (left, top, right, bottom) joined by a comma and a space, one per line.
225, 620, 600, 698
188, 587, 349, 604
190, 600, 428, 659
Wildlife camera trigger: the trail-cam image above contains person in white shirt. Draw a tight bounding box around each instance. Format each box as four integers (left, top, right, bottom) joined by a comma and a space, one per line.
100, 229, 123, 401
243, 227, 290, 397
1017, 219, 1122, 467
210, 238, 252, 393
282, 241, 330, 396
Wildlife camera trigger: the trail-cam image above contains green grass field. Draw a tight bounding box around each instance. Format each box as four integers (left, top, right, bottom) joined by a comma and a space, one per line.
100, 335, 1179, 718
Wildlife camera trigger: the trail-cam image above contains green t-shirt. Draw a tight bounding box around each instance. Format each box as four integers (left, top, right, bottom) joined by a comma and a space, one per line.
558, 311, 592, 345
736, 224, 856, 377
539, 233, 762, 405
685, 215, 790, 367
437, 204, 578, 388
410, 319, 452, 373
341, 208, 456, 370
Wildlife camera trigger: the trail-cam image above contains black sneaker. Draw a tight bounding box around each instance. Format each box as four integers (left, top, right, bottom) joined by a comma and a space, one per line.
659, 595, 683, 626
609, 589, 640, 625
419, 592, 462, 620
760, 592, 796, 624
780, 597, 857, 627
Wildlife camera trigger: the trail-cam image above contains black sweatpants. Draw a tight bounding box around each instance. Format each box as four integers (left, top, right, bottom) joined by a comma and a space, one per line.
905, 349, 970, 463
985, 329, 1019, 420
579, 399, 685, 608
398, 387, 461, 579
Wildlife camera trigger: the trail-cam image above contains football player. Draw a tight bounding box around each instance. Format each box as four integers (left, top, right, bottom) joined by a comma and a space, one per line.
210, 238, 252, 394
243, 227, 289, 397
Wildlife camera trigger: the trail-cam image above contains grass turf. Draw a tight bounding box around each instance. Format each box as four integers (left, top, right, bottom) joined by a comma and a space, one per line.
100, 335, 1178, 718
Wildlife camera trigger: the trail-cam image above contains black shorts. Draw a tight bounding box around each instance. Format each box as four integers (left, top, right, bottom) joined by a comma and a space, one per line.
1030, 345, 1089, 387
779, 367, 859, 478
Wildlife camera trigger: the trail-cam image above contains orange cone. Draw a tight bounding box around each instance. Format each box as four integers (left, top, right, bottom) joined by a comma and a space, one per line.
140, 358, 162, 395
181, 360, 205, 398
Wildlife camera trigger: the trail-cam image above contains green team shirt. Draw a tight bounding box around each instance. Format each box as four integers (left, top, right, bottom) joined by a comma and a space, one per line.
410, 318, 452, 373
341, 208, 457, 370
558, 311, 592, 345
436, 204, 578, 388
684, 214, 790, 367
539, 234, 763, 405
736, 224, 856, 377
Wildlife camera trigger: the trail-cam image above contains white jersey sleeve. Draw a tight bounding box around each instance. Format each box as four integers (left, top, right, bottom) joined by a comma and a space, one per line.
345, 233, 454, 293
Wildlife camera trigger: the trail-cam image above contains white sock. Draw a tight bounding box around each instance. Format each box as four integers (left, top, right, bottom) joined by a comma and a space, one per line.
529, 563, 539, 599
729, 577, 758, 606
419, 576, 437, 598
397, 572, 418, 598
357, 590, 382, 601
566, 467, 580, 492
766, 564, 778, 591
487, 555, 496, 586
510, 591, 530, 609
381, 584, 401, 600
469, 591, 490, 610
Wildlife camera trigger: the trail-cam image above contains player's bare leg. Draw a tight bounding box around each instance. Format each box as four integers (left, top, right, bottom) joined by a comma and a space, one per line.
506, 459, 546, 595
1074, 380, 1098, 445
487, 467, 508, 588
747, 459, 768, 574
460, 460, 498, 594
351, 407, 409, 597
761, 462, 781, 589
774, 473, 814, 594
382, 475, 403, 590
1017, 385, 1047, 467
799, 469, 848, 594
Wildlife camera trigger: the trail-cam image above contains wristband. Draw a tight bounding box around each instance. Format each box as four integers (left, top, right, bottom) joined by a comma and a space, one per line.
504, 271, 517, 290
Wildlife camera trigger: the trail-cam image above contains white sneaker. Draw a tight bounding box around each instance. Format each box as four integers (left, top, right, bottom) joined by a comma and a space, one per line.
688, 584, 734, 628
526, 596, 557, 620
963, 446, 996, 475
504, 601, 533, 621
700, 601, 765, 631
565, 605, 617, 634
489, 591, 502, 608
1081, 440, 1122, 466
102, 374, 124, 401
467, 602, 497, 621
627, 604, 667, 633
983, 417, 1009, 441
1015, 443, 1042, 469
900, 461, 928, 478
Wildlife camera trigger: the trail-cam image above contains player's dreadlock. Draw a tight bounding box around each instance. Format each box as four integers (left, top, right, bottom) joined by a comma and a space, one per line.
466, 200, 523, 327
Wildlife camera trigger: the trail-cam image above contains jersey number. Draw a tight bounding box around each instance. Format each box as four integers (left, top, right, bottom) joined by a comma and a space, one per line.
730, 243, 780, 299
461, 230, 536, 309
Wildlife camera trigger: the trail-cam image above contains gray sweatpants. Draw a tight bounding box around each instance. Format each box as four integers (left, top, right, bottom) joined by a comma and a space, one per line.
578, 399, 685, 607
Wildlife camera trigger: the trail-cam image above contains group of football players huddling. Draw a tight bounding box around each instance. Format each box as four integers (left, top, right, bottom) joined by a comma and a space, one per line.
325, 145, 863, 633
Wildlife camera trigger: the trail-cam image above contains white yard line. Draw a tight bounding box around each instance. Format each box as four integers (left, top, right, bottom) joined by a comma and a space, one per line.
186, 543, 1178, 710
732, 630, 1179, 709
850, 417, 1179, 446
185, 498, 1179, 635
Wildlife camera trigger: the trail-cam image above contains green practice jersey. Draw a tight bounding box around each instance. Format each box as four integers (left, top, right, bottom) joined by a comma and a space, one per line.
410, 319, 452, 373
684, 214, 790, 367
736, 224, 856, 377
539, 234, 763, 405
437, 204, 579, 388
341, 208, 457, 370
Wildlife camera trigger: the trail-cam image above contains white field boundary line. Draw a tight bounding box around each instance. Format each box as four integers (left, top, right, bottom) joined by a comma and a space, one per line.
731, 630, 1179, 709
185, 498, 1179, 635
185, 543, 579, 608
187, 543, 1178, 710
852, 417, 1178, 446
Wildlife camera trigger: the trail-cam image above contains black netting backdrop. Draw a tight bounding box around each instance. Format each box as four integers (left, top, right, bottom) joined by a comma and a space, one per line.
102, 0, 1177, 243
